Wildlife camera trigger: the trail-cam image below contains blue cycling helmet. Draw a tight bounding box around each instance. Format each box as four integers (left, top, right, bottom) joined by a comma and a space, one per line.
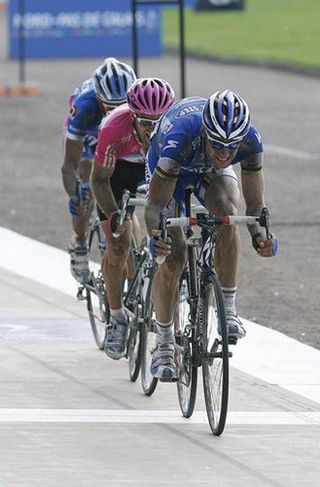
92, 57, 136, 106
202, 90, 250, 144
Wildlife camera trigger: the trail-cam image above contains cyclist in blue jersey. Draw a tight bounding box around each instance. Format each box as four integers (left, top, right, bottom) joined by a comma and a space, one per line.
145, 90, 279, 381
61, 57, 136, 284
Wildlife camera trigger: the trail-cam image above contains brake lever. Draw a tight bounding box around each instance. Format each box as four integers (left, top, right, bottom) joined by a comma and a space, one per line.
259, 207, 271, 240
155, 211, 168, 265
118, 190, 131, 227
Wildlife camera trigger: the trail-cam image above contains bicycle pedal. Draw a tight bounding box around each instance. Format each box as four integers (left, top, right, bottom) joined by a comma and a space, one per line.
228, 336, 238, 346
160, 377, 178, 383
77, 288, 86, 301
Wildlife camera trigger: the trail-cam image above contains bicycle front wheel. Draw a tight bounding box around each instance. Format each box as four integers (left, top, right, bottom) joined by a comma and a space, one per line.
86, 220, 109, 349
202, 275, 229, 436
140, 266, 158, 396
176, 273, 198, 418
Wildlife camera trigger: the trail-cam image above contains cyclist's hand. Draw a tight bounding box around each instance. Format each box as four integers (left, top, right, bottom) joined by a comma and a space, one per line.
68, 195, 82, 218
108, 210, 128, 238
149, 229, 172, 260
69, 181, 91, 219
77, 181, 91, 209
252, 233, 279, 257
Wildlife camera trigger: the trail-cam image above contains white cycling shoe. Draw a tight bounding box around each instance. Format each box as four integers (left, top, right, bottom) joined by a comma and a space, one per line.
68, 242, 90, 285
150, 338, 178, 382
225, 309, 246, 340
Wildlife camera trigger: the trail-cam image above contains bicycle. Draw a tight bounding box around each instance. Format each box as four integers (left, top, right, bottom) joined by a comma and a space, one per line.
114, 190, 158, 393
160, 190, 271, 435
76, 187, 147, 385
77, 208, 109, 350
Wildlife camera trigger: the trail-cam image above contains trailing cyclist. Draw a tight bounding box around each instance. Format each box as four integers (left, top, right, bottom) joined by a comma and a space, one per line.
90, 77, 175, 360
61, 57, 136, 284
144, 90, 279, 381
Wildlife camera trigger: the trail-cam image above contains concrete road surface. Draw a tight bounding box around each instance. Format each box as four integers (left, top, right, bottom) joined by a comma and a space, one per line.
0, 229, 320, 486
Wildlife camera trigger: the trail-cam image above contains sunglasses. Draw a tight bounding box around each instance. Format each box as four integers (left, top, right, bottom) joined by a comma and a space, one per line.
206, 132, 241, 150
96, 97, 120, 111
134, 114, 159, 127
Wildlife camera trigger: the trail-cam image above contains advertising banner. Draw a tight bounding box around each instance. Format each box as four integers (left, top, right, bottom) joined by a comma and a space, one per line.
9, 0, 162, 59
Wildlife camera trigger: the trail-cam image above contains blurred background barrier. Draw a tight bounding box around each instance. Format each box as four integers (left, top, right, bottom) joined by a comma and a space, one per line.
8, 0, 162, 59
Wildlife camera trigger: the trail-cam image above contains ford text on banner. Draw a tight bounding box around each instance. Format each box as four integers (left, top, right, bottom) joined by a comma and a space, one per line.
9, 0, 162, 59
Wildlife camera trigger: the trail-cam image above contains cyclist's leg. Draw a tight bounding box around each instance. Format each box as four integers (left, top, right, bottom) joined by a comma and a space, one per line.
151, 224, 187, 380
100, 161, 145, 359
199, 170, 245, 339
68, 136, 95, 283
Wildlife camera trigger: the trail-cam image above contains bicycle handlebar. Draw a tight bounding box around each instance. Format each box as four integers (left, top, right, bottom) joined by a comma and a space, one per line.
165, 206, 272, 238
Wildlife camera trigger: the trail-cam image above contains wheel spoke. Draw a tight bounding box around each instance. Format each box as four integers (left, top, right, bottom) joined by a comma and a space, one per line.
202, 279, 229, 436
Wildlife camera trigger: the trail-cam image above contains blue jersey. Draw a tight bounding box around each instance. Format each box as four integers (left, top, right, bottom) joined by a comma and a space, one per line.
148, 96, 263, 177
66, 78, 103, 140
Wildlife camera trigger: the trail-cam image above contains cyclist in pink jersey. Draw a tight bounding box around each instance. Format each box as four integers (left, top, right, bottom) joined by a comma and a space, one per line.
91, 77, 175, 360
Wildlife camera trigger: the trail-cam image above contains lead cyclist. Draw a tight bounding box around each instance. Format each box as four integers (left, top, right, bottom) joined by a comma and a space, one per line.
90, 77, 175, 361
61, 57, 136, 284
144, 90, 279, 381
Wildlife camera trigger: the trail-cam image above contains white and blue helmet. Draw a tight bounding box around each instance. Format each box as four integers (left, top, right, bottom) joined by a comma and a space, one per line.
202, 89, 250, 144
92, 57, 136, 106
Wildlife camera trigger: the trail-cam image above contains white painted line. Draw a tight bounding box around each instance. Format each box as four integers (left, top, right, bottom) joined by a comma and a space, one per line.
1, 226, 320, 406
0, 409, 319, 425
233, 319, 320, 405
264, 144, 317, 160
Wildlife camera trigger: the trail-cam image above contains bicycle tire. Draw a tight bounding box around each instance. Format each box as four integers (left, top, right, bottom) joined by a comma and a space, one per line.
176, 272, 198, 418
140, 264, 158, 396
86, 219, 109, 350
202, 275, 229, 436
126, 237, 143, 382
128, 320, 142, 382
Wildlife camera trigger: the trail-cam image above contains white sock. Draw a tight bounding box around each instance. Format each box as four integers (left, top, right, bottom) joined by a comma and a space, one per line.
221, 286, 237, 312
110, 307, 126, 321
156, 320, 174, 342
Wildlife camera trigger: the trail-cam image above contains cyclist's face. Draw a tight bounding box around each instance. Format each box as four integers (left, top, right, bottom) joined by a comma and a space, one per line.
133, 113, 160, 151
205, 138, 240, 169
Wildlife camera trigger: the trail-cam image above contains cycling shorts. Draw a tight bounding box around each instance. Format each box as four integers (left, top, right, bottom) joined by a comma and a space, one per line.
97, 160, 145, 221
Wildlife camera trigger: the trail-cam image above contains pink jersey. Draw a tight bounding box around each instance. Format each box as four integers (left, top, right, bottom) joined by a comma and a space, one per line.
94, 104, 145, 168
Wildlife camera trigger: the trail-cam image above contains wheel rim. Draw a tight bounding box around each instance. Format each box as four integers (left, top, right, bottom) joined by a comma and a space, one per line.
141, 317, 158, 394
176, 276, 197, 417
87, 281, 108, 349
128, 321, 141, 381
203, 282, 229, 434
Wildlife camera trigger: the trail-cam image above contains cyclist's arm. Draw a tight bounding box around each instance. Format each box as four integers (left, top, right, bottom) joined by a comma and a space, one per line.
145, 157, 179, 235
90, 159, 118, 218
240, 152, 265, 237
61, 137, 83, 196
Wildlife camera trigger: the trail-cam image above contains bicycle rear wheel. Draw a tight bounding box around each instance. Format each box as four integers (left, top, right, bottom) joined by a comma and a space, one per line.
128, 318, 142, 382
202, 275, 229, 436
86, 220, 109, 350
176, 272, 198, 418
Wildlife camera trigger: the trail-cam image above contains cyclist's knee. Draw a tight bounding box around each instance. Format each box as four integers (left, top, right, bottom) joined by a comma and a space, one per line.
163, 240, 187, 276
107, 236, 131, 262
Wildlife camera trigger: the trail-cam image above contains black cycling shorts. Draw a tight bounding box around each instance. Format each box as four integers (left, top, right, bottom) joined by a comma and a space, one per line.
97, 160, 145, 221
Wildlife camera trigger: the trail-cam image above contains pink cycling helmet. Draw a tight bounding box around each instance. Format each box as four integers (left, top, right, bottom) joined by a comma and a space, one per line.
127, 78, 175, 116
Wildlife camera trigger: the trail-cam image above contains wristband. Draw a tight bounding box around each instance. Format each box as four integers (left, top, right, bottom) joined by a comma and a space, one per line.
108, 211, 120, 234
